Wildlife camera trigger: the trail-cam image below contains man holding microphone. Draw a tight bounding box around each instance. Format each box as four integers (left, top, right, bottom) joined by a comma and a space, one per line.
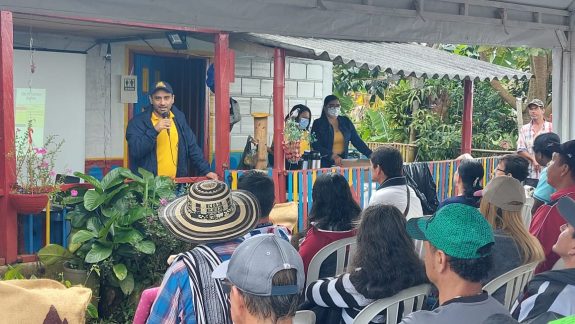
126, 81, 217, 180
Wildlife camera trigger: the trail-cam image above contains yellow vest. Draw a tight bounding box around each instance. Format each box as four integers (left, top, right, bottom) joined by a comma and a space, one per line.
151, 111, 179, 178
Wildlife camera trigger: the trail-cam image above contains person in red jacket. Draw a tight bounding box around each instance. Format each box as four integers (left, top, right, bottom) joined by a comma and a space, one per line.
530, 139, 575, 273
298, 173, 360, 277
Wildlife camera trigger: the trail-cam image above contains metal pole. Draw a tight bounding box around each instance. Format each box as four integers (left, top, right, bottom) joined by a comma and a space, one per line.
461, 79, 473, 154
214, 33, 230, 178
273, 48, 286, 202
0, 11, 17, 264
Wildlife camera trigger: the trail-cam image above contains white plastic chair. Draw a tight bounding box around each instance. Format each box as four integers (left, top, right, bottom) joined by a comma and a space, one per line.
483, 261, 538, 311
522, 196, 534, 228
306, 236, 357, 286
353, 284, 432, 324
293, 310, 316, 324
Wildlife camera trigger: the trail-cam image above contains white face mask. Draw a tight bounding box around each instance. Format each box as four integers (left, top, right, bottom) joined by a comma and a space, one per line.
327, 107, 340, 117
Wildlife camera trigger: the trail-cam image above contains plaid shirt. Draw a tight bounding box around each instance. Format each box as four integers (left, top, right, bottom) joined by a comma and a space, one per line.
147, 239, 242, 324
517, 120, 552, 179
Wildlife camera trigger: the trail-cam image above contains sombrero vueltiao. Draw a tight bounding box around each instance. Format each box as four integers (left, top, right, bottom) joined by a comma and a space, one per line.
159, 180, 260, 243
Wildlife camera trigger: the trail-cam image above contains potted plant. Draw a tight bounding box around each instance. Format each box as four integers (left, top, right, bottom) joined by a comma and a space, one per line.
37, 167, 175, 313
9, 120, 64, 214
282, 119, 315, 164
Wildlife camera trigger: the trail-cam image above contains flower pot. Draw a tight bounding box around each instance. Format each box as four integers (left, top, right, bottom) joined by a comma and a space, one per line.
63, 262, 100, 308
9, 193, 49, 214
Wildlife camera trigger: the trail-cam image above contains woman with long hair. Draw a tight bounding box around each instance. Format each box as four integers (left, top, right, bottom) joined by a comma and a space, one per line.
479, 176, 544, 302
298, 173, 361, 275
305, 205, 427, 323
439, 159, 484, 208
311, 95, 372, 167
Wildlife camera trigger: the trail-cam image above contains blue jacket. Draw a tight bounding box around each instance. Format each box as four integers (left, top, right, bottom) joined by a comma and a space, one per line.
126, 105, 210, 177
311, 115, 372, 167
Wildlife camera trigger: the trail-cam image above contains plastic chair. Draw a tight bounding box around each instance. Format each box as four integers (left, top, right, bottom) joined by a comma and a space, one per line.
353, 284, 432, 324
306, 236, 357, 287
522, 196, 534, 228
293, 310, 316, 324
483, 261, 538, 311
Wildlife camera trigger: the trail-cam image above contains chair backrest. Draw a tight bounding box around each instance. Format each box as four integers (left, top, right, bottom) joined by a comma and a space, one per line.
306, 236, 357, 287
293, 310, 316, 324
353, 284, 432, 324
483, 261, 538, 311
522, 197, 534, 228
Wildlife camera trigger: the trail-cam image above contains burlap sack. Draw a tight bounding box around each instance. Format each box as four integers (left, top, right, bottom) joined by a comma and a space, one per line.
0, 279, 92, 324
269, 201, 298, 233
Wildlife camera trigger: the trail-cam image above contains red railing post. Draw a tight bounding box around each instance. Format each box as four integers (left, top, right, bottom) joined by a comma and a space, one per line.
461, 79, 474, 154
0, 11, 16, 264
214, 33, 230, 178
273, 48, 286, 202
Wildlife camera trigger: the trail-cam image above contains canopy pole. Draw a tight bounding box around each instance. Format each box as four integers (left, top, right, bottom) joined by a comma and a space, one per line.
461, 79, 473, 155
0, 11, 16, 264
214, 33, 230, 178
273, 48, 286, 203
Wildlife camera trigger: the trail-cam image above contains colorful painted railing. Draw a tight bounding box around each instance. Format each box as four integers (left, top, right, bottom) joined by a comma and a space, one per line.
225, 156, 501, 232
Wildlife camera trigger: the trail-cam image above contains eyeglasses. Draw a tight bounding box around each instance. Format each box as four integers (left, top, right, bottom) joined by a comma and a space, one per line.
326, 104, 341, 108
491, 168, 506, 177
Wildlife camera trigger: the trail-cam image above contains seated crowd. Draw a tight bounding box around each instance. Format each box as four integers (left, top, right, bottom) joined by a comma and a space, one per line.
139, 138, 574, 324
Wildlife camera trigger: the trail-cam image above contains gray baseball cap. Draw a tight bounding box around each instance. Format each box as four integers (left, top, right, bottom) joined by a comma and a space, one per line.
212, 234, 305, 296
557, 197, 575, 227
482, 176, 525, 212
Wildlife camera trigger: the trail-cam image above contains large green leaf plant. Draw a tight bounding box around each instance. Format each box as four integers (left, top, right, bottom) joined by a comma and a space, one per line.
38, 167, 175, 296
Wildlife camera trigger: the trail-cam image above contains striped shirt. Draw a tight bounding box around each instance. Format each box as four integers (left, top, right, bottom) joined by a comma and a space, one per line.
305, 272, 382, 324
147, 239, 242, 324
511, 269, 575, 322
517, 120, 552, 179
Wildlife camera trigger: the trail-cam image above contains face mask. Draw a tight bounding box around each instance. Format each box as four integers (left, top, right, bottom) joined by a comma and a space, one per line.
298, 118, 310, 129
327, 107, 340, 117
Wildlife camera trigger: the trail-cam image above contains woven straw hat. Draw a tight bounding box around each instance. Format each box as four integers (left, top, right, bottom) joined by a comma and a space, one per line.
159, 180, 260, 243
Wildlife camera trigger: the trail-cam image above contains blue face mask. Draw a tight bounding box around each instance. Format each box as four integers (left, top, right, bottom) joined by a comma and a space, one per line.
299, 118, 310, 130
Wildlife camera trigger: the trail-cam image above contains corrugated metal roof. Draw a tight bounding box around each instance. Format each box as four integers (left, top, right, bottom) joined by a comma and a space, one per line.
243, 33, 531, 81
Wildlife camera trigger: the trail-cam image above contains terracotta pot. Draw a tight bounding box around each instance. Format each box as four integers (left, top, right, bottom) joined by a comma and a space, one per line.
9, 193, 49, 214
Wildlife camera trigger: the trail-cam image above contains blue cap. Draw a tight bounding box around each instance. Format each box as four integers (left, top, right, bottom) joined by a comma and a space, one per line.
151, 81, 173, 95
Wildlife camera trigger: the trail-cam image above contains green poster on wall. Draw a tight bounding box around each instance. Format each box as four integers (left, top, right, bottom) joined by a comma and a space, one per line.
15, 88, 46, 148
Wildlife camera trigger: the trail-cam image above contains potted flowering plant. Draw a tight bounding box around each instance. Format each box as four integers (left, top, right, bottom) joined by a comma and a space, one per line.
282, 119, 315, 164
9, 120, 64, 214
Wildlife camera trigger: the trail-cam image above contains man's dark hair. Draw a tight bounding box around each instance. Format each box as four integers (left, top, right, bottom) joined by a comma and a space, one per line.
500, 154, 529, 182
238, 269, 300, 321
533, 133, 560, 159
430, 244, 493, 282
370, 146, 403, 178
238, 171, 275, 218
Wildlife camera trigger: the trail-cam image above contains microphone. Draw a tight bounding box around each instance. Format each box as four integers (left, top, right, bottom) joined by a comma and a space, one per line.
161, 111, 170, 136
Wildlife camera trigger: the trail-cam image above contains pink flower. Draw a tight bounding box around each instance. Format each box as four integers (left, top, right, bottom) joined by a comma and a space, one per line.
49, 170, 56, 177
34, 147, 47, 155
70, 189, 78, 197
159, 198, 168, 206
40, 160, 49, 168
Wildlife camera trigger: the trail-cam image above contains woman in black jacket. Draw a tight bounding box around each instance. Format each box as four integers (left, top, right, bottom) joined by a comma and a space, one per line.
311, 95, 372, 167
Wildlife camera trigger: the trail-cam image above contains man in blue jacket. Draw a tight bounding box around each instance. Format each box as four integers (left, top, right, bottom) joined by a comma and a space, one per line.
126, 81, 217, 180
